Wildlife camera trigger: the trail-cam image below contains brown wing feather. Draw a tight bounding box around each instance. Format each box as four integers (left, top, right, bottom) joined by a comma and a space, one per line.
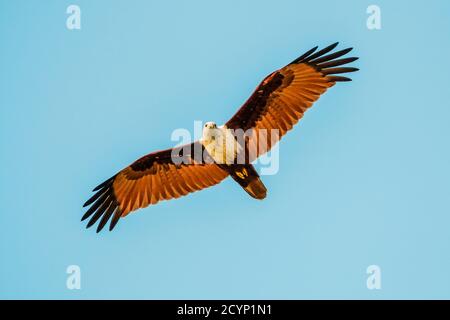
226, 43, 358, 160
82, 142, 228, 232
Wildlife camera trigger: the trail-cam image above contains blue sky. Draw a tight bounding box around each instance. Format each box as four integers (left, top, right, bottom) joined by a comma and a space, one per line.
1, 0, 450, 299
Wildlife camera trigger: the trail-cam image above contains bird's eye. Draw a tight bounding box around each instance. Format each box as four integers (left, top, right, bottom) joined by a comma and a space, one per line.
204, 124, 207, 127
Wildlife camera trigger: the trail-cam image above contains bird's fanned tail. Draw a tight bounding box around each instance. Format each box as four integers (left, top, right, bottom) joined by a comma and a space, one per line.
221, 164, 267, 200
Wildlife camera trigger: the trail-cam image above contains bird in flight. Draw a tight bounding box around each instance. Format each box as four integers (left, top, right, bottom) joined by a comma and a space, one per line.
82, 42, 358, 232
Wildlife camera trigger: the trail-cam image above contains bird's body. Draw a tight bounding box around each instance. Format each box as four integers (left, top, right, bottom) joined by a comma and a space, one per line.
200, 122, 242, 165
83, 43, 359, 232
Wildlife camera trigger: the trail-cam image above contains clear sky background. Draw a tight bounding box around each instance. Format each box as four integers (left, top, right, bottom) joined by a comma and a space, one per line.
1, 0, 450, 299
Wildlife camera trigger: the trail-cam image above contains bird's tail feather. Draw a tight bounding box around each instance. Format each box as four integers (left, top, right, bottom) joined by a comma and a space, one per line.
224, 164, 267, 200
243, 177, 267, 199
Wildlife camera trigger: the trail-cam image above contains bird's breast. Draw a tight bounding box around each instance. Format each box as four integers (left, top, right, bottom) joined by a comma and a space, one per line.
202, 128, 241, 164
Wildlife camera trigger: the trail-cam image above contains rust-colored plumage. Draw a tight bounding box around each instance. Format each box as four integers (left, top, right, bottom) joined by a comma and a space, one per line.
226, 42, 358, 160
83, 43, 358, 232
82, 142, 228, 232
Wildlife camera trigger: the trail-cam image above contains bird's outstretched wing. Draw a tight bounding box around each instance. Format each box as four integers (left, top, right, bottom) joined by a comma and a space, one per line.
82, 142, 228, 232
226, 42, 359, 160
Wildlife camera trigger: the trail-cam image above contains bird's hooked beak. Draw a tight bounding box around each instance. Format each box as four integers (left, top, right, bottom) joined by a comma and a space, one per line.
204, 122, 217, 129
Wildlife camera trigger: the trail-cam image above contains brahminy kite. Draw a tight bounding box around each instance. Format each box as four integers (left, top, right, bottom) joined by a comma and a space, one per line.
83, 42, 359, 232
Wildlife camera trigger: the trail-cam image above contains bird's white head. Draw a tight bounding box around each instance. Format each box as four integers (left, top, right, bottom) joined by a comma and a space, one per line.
202, 121, 219, 141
